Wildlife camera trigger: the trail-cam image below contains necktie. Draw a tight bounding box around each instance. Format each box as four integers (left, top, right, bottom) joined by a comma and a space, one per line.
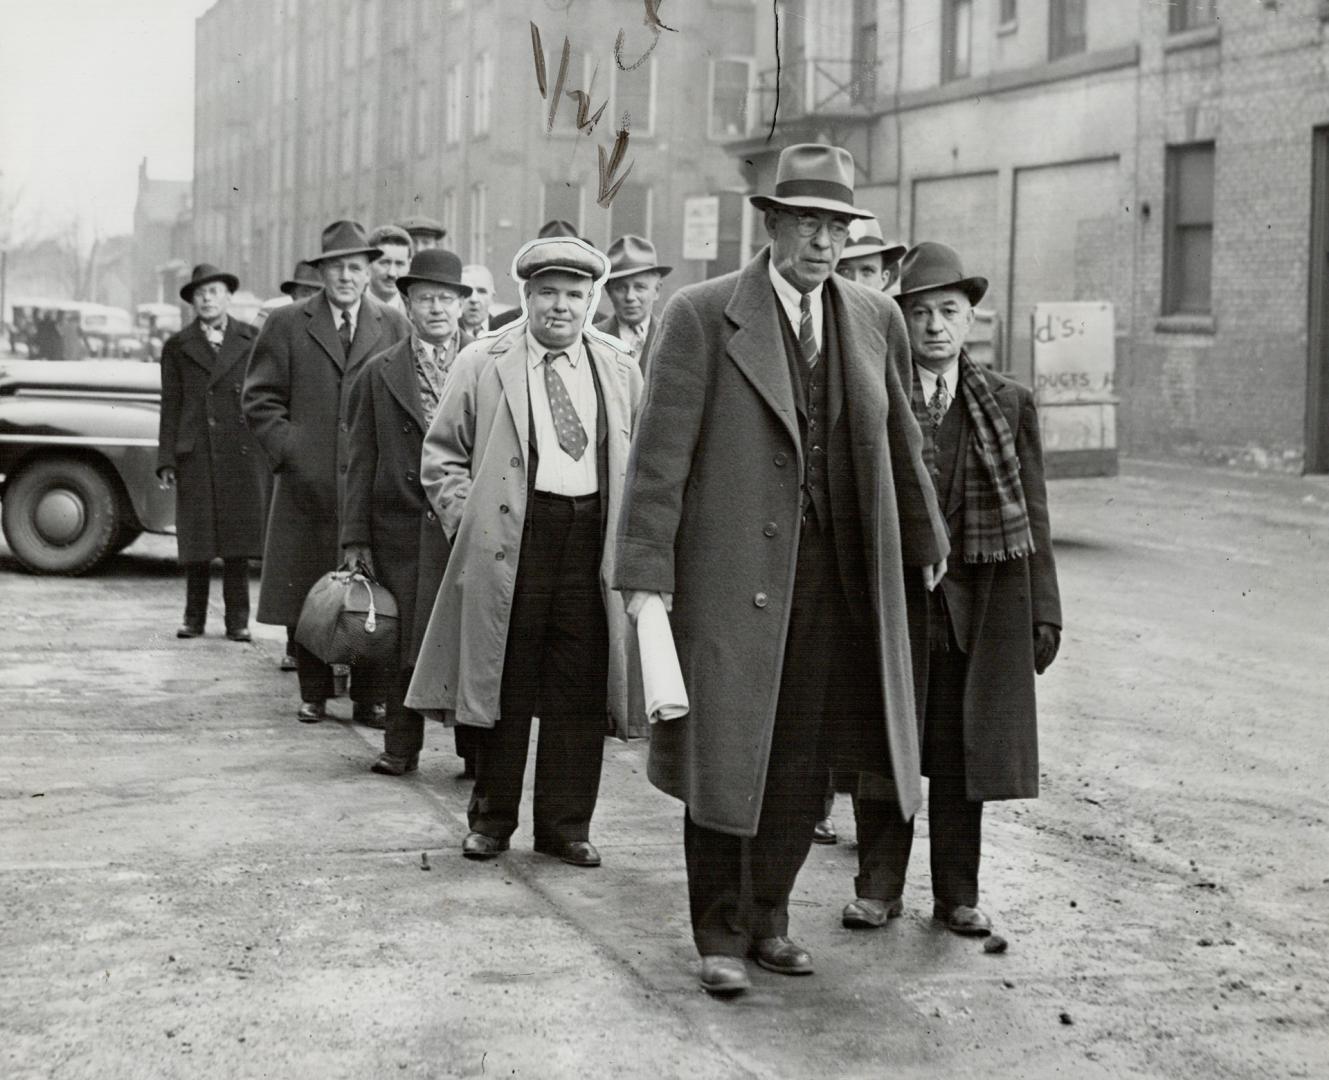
798, 293, 818, 371
928, 375, 951, 430
338, 310, 353, 357
543, 352, 588, 461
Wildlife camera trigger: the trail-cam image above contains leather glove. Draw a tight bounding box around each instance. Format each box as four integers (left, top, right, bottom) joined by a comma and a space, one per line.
1033, 623, 1060, 675
342, 543, 375, 576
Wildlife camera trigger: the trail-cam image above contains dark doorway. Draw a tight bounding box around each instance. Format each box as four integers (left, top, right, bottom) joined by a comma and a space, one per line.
1307, 127, 1329, 473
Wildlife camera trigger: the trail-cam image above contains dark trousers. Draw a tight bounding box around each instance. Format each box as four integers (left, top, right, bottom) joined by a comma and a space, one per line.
384, 665, 424, 758
853, 643, 983, 908
293, 643, 386, 707
183, 558, 250, 631
684, 516, 849, 956
468, 491, 608, 846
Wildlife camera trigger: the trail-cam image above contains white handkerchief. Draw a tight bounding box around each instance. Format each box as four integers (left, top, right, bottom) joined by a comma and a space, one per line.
637, 594, 689, 723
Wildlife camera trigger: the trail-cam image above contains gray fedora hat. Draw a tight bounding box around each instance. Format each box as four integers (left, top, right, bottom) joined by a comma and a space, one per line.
895, 242, 988, 306
837, 216, 907, 267
749, 143, 874, 220
309, 219, 382, 264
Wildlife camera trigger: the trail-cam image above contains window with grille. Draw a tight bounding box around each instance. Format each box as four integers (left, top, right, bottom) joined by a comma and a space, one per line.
709, 59, 752, 139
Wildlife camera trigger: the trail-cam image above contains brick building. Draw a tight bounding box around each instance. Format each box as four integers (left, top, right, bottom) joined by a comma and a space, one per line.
192, 0, 754, 311
731, 0, 1329, 472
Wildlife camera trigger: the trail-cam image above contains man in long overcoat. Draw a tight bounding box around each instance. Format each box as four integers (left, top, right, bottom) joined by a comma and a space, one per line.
157, 263, 268, 640
341, 248, 474, 777
614, 144, 948, 995
841, 242, 1062, 938
405, 238, 642, 867
243, 220, 412, 724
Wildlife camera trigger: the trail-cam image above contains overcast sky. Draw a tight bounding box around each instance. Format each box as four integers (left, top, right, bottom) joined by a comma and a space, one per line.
0, 0, 217, 243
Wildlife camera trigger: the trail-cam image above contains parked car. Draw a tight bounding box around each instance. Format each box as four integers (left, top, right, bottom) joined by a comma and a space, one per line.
0, 360, 175, 573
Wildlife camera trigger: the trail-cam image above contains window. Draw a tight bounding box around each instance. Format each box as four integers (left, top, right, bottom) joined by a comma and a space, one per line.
1164, 143, 1215, 315
611, 57, 654, 137
1169, 0, 1217, 33
469, 184, 488, 266
609, 182, 651, 240
442, 190, 457, 244
851, 0, 878, 105
1049, 0, 1087, 60
551, 47, 594, 132
542, 180, 583, 232
1000, 0, 1017, 23
709, 59, 752, 139
445, 66, 462, 144
415, 81, 430, 156
942, 0, 973, 83
473, 51, 492, 135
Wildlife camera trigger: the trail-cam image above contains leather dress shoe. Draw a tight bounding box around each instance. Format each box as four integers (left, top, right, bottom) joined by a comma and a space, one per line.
225, 627, 252, 642
176, 624, 203, 639
699, 955, 750, 996
751, 936, 813, 975
461, 831, 509, 860
279, 651, 298, 672
352, 702, 387, 729
812, 817, 838, 845
370, 751, 419, 776
842, 896, 904, 929
534, 839, 602, 867
933, 903, 993, 936
297, 700, 325, 724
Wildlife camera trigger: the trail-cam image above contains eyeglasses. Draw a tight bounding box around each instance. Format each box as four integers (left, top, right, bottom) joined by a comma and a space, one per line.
785, 212, 851, 242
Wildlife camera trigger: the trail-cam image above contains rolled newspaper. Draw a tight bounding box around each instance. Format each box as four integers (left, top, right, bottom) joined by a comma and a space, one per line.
637, 594, 689, 723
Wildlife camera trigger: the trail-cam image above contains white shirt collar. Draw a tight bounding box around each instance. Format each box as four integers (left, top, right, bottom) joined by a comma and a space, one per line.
767, 255, 824, 351
526, 327, 584, 370
915, 360, 959, 404
328, 294, 362, 332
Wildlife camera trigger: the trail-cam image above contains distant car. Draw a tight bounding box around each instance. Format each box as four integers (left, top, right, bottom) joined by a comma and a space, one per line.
0, 360, 175, 574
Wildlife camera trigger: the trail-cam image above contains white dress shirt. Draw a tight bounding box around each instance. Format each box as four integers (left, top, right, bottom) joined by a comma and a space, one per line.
526, 328, 598, 496
768, 258, 823, 353
916, 360, 959, 416
328, 294, 362, 340
622, 314, 650, 357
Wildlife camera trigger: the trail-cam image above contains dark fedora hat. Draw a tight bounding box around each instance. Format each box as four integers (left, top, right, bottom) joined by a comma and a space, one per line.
895, 242, 988, 306
538, 219, 581, 240
837, 216, 907, 267
396, 248, 473, 297
605, 234, 672, 280
750, 143, 873, 220
309, 219, 382, 264
179, 263, 239, 303
395, 215, 446, 239
279, 260, 323, 296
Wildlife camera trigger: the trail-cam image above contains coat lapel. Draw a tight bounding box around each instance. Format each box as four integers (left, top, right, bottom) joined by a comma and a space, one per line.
724, 250, 800, 454
307, 295, 345, 370
347, 298, 385, 369
382, 338, 425, 429
492, 332, 532, 465
209, 320, 252, 385
181, 320, 216, 376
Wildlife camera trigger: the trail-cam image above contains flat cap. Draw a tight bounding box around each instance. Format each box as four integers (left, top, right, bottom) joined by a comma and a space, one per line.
514, 238, 609, 282
395, 215, 446, 238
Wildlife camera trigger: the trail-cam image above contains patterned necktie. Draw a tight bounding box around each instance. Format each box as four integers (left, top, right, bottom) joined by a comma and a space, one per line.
928, 375, 951, 430
542, 352, 588, 461
338, 310, 353, 357
798, 293, 819, 371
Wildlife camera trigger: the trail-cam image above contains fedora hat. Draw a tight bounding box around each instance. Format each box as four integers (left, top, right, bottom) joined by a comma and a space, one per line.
396, 248, 473, 297
895, 242, 988, 306
538, 219, 582, 240
279, 260, 323, 296
309, 219, 382, 264
749, 143, 873, 220
395, 215, 446, 239
179, 263, 239, 303
605, 235, 672, 280
837, 216, 907, 267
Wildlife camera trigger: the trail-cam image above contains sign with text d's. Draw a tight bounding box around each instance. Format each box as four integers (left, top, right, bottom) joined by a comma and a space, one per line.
1032, 301, 1118, 478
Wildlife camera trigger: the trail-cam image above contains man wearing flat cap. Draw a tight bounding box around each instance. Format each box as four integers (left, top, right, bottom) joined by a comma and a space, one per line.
341, 248, 477, 777
244, 219, 412, 726
840, 242, 1061, 940
595, 234, 671, 376
395, 216, 447, 254
489, 220, 586, 332
406, 237, 642, 868
836, 216, 907, 296
614, 143, 948, 995
157, 263, 267, 641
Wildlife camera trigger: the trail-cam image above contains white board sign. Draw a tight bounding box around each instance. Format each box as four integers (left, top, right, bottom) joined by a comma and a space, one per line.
682, 196, 720, 261
1031, 302, 1115, 405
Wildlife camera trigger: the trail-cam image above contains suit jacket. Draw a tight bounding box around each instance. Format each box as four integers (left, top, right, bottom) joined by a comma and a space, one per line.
594, 312, 658, 378
157, 317, 268, 562
613, 247, 949, 835
242, 292, 412, 625
404, 326, 644, 736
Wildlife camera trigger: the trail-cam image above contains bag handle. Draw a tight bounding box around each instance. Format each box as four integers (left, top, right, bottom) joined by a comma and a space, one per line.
354, 573, 377, 633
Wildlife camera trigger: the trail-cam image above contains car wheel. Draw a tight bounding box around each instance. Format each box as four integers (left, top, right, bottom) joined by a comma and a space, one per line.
2, 457, 123, 574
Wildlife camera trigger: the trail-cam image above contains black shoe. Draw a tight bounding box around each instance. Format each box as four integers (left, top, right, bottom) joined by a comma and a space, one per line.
533, 839, 602, 867
225, 627, 252, 642
279, 651, 298, 672
933, 903, 992, 937
812, 817, 838, 845
176, 624, 204, 639
461, 831, 509, 860
699, 955, 750, 996
352, 702, 387, 729
370, 751, 419, 776
297, 700, 325, 724
841, 897, 904, 929
751, 936, 814, 975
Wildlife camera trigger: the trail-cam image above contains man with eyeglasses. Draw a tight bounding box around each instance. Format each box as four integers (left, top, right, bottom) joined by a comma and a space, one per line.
614, 143, 948, 996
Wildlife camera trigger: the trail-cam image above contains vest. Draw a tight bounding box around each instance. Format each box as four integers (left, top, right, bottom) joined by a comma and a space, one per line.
925, 382, 973, 651
776, 296, 833, 527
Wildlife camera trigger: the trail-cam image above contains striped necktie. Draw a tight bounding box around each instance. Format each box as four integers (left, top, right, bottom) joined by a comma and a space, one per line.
798, 293, 818, 371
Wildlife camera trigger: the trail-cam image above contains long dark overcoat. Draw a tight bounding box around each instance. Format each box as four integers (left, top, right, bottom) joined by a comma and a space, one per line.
613, 249, 949, 837
340, 335, 469, 668
157, 317, 269, 562
242, 292, 411, 625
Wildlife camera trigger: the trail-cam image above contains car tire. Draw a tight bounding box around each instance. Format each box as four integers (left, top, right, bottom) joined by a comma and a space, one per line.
2, 457, 123, 575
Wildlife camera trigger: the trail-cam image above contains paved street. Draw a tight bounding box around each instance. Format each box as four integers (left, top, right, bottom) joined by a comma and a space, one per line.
2, 459, 1327, 1080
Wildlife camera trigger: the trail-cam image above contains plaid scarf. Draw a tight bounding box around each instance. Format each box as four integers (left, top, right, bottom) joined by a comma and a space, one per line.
910, 352, 1035, 563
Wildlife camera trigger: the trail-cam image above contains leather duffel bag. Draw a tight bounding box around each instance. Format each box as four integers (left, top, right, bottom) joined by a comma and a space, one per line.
295, 567, 399, 667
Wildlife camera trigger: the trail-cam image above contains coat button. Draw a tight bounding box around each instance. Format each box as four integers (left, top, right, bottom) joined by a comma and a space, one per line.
426, 511, 436, 522
403, 424, 411, 433
499, 504, 509, 514
753, 592, 768, 608
207, 417, 217, 426
406, 471, 417, 482
763, 522, 777, 537
339, 421, 349, 432
495, 551, 505, 561
510, 456, 521, 468
773, 452, 787, 467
